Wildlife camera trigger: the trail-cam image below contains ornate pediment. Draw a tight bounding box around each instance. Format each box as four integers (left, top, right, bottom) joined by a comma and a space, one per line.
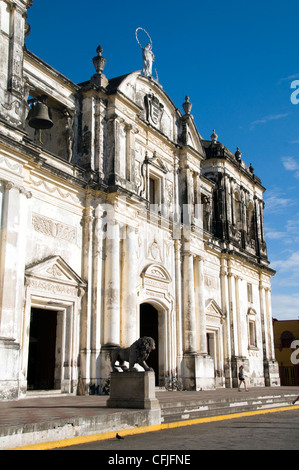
141, 263, 172, 287
25, 256, 86, 288
144, 151, 169, 174
247, 307, 257, 316
142, 263, 171, 282
206, 299, 225, 319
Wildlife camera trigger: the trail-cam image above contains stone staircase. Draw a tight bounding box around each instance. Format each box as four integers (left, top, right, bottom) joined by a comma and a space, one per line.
159, 388, 297, 424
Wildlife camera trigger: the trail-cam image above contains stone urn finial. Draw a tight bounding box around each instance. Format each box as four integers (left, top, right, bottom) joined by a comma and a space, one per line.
211, 129, 218, 144
93, 45, 106, 75
183, 96, 192, 115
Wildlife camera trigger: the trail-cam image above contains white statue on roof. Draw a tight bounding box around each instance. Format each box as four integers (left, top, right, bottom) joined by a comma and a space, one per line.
142, 43, 155, 77
136, 28, 155, 78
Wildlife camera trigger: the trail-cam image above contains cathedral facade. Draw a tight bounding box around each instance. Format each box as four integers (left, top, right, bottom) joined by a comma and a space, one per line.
0, 0, 280, 400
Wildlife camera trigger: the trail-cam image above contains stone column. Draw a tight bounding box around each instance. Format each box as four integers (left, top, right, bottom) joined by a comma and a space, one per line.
195, 256, 208, 355
7, 4, 25, 95
0, 182, 31, 339
121, 225, 137, 346
184, 253, 215, 390
174, 239, 183, 369
94, 97, 106, 177
227, 271, 237, 357
226, 177, 232, 225
90, 208, 104, 386
103, 220, 120, 346
265, 288, 275, 360
259, 278, 268, 362
79, 196, 94, 392
259, 200, 266, 243
192, 171, 201, 225
0, 181, 31, 399
181, 249, 215, 390
0, 2, 28, 128
259, 276, 280, 386
173, 159, 181, 240
124, 123, 137, 182
231, 181, 236, 226
227, 267, 240, 387
255, 198, 267, 257
183, 252, 197, 354
220, 255, 232, 387
235, 276, 243, 356
265, 286, 280, 385
106, 114, 125, 184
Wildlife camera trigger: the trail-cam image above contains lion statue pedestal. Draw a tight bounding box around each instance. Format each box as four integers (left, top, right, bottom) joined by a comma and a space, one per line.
107, 337, 160, 413
107, 370, 160, 411
110, 337, 156, 373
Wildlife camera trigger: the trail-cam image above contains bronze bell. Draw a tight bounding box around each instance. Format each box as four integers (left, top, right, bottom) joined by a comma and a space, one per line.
28, 95, 53, 130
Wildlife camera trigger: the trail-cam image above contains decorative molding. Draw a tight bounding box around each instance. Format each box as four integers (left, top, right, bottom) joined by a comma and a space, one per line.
206, 298, 225, 320
32, 213, 77, 243
144, 151, 169, 174
141, 263, 172, 291
0, 156, 23, 175
204, 275, 218, 290
247, 307, 257, 316
29, 175, 80, 204
26, 278, 79, 297
2, 180, 32, 198
148, 240, 162, 261
25, 255, 86, 298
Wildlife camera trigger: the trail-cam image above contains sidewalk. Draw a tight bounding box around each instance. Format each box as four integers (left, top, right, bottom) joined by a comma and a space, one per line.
0, 387, 298, 450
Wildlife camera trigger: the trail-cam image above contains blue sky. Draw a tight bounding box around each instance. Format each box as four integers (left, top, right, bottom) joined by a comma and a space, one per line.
26, 0, 299, 320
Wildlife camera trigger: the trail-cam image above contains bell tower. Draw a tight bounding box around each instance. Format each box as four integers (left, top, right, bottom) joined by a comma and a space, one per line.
0, 0, 32, 128
202, 131, 269, 265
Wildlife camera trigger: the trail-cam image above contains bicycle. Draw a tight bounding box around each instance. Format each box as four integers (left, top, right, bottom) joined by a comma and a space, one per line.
102, 378, 110, 395
165, 376, 183, 391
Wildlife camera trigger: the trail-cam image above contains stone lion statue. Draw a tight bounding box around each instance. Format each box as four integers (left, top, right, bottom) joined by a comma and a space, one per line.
111, 336, 155, 372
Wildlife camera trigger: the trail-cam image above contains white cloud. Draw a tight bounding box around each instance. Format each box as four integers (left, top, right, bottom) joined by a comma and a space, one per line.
281, 156, 299, 178
276, 251, 299, 271
264, 189, 295, 213
266, 230, 286, 240
267, 213, 299, 241
282, 156, 299, 171
271, 293, 299, 320
250, 113, 289, 130
287, 215, 299, 232
278, 74, 299, 84
271, 251, 299, 282
270, 253, 299, 311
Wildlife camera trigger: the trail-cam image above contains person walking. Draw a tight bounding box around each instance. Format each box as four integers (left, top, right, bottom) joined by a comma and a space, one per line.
238, 365, 248, 392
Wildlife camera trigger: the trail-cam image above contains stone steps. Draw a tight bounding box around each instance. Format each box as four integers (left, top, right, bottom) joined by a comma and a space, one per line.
160, 393, 296, 423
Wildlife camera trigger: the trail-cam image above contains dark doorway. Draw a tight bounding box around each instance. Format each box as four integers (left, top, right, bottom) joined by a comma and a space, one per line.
140, 303, 159, 384
27, 308, 57, 390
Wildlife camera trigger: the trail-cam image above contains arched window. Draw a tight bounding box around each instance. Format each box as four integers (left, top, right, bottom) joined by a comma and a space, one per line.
202, 195, 211, 232
248, 201, 255, 239
233, 191, 241, 228
247, 308, 257, 348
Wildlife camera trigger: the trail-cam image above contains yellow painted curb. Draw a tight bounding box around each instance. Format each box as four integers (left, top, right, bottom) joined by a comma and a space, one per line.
7, 404, 299, 450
